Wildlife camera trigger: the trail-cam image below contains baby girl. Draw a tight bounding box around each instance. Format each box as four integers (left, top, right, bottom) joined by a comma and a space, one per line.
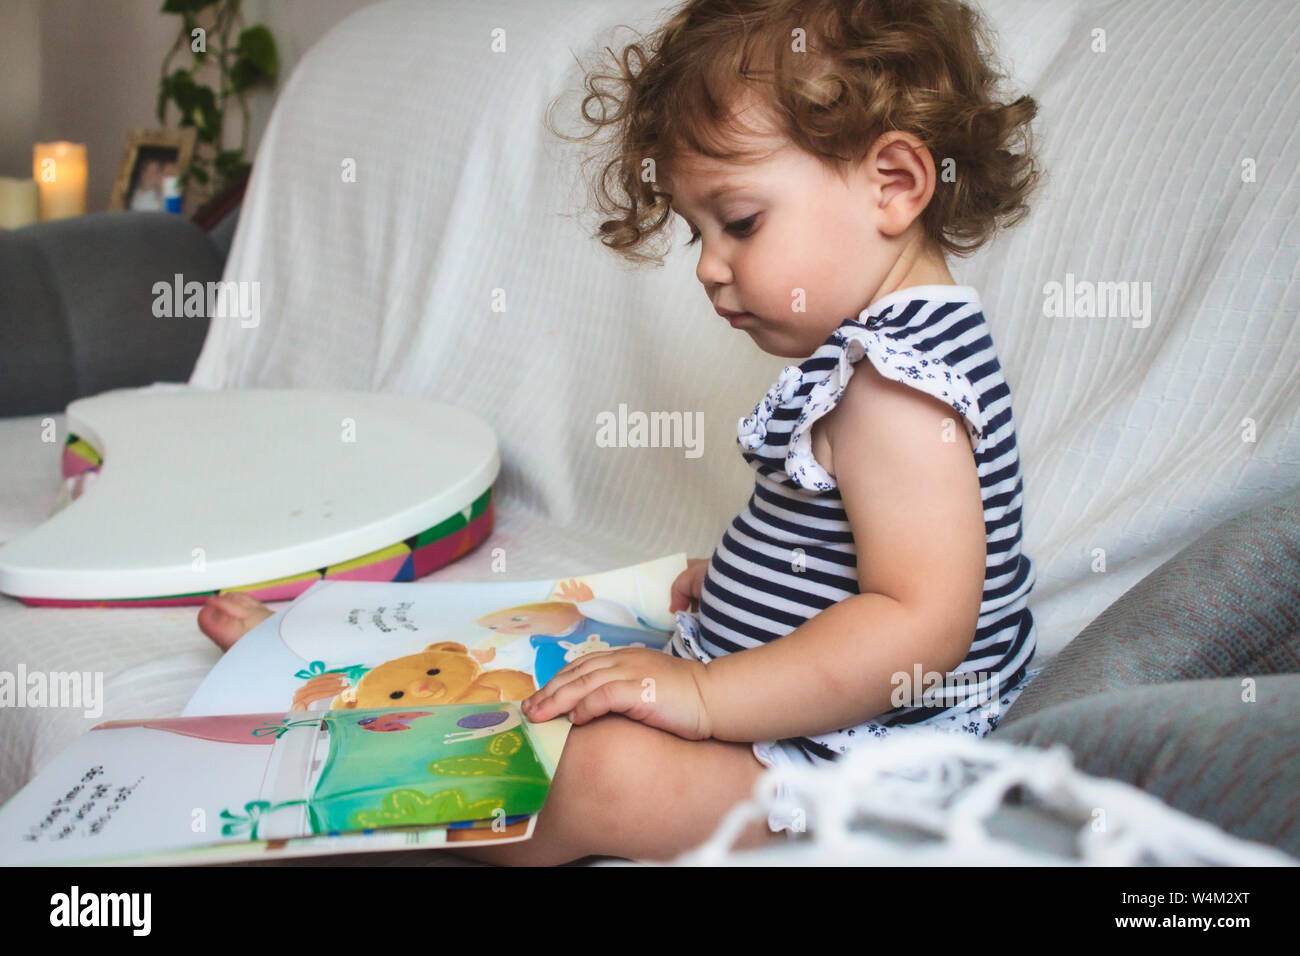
199, 0, 1043, 865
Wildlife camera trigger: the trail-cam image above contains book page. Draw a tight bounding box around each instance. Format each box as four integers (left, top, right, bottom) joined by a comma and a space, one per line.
0, 705, 546, 865
183, 553, 685, 778
0, 554, 685, 865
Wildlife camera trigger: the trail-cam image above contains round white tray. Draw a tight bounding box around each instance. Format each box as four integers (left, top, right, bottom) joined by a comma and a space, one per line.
0, 386, 499, 601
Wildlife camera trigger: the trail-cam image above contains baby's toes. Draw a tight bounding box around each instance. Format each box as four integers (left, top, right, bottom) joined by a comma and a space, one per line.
217, 590, 274, 619
198, 592, 275, 647
197, 598, 245, 651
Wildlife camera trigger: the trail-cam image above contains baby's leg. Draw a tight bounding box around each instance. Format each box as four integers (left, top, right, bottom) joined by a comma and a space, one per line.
197, 592, 275, 651
448, 713, 783, 866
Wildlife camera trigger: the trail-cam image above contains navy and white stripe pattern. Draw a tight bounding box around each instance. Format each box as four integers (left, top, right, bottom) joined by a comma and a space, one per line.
669, 285, 1037, 765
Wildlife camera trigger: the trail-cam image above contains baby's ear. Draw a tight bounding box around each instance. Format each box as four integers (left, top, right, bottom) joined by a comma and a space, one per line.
425, 641, 468, 655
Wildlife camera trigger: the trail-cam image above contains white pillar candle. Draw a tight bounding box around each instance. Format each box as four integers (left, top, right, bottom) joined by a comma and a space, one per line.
33, 142, 88, 221
0, 176, 40, 229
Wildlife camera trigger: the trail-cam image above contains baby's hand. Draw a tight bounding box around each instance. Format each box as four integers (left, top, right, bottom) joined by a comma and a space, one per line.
522, 648, 712, 741
669, 558, 709, 613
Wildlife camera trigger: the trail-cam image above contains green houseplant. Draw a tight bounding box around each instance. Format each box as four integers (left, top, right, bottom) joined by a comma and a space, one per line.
156, 0, 279, 203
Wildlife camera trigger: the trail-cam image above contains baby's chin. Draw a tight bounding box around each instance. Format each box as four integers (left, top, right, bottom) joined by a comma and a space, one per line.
743, 323, 819, 360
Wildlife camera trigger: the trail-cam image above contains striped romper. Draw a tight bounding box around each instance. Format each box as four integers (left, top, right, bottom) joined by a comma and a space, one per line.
666, 284, 1043, 834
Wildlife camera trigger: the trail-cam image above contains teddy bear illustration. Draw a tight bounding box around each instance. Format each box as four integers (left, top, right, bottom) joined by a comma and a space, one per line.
291, 642, 535, 711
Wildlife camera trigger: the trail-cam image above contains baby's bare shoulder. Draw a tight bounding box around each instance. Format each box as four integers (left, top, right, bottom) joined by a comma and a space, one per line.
823, 359, 975, 483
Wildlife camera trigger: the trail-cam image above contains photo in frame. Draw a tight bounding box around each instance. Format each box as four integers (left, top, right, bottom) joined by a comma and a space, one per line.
108, 127, 197, 214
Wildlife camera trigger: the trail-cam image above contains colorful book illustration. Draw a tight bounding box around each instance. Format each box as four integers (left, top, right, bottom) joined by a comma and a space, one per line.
0, 553, 684, 865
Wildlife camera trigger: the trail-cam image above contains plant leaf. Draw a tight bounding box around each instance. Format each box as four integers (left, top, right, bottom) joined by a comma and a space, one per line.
228, 58, 256, 94
236, 25, 278, 79
188, 84, 220, 142
214, 149, 244, 176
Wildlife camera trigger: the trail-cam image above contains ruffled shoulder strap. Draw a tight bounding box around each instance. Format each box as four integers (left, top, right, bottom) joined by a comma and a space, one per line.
783, 318, 986, 492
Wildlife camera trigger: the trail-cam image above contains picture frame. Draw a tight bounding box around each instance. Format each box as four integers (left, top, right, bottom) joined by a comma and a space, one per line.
108, 127, 198, 213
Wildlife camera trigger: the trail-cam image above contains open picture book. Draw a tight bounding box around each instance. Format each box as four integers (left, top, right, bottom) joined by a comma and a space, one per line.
0, 553, 685, 865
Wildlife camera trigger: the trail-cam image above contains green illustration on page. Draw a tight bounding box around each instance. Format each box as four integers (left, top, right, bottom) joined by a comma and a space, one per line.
230, 703, 551, 840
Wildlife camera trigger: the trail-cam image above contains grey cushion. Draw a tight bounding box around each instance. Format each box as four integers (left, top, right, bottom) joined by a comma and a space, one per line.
0, 211, 224, 417
989, 483, 1300, 856
994, 674, 1300, 857
999, 483, 1300, 725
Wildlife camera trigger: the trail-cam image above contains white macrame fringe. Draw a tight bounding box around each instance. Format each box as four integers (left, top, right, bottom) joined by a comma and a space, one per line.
598, 733, 1298, 866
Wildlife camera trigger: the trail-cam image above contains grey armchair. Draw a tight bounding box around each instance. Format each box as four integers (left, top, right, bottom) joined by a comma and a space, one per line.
0, 210, 235, 417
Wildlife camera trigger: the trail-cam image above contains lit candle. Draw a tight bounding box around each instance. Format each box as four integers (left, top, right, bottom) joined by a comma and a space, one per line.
0, 177, 40, 229
33, 142, 88, 221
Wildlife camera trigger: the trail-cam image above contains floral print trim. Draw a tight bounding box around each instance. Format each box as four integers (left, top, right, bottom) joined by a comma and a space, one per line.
668, 610, 715, 663
783, 325, 986, 492
738, 363, 804, 452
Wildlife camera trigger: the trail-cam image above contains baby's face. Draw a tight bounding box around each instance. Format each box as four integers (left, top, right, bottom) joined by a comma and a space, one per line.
663, 105, 914, 358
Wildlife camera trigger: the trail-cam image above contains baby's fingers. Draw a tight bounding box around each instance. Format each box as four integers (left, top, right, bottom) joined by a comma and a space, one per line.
537, 651, 617, 697
670, 563, 704, 612
524, 660, 618, 721
567, 680, 644, 725
669, 581, 692, 614
669, 580, 689, 613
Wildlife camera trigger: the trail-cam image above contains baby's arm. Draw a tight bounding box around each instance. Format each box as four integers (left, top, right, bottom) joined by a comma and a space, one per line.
700, 360, 987, 743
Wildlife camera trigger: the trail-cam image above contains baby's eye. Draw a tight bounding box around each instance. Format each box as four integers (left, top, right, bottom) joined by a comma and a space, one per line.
684, 215, 758, 248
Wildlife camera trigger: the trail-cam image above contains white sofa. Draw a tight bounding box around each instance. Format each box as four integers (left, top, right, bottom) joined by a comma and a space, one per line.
2, 0, 1297, 864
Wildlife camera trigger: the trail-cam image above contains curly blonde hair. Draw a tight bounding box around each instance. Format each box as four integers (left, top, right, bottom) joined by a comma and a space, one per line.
546, 0, 1042, 267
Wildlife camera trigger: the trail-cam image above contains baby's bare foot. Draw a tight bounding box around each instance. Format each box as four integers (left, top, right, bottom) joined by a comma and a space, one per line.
198, 592, 275, 652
